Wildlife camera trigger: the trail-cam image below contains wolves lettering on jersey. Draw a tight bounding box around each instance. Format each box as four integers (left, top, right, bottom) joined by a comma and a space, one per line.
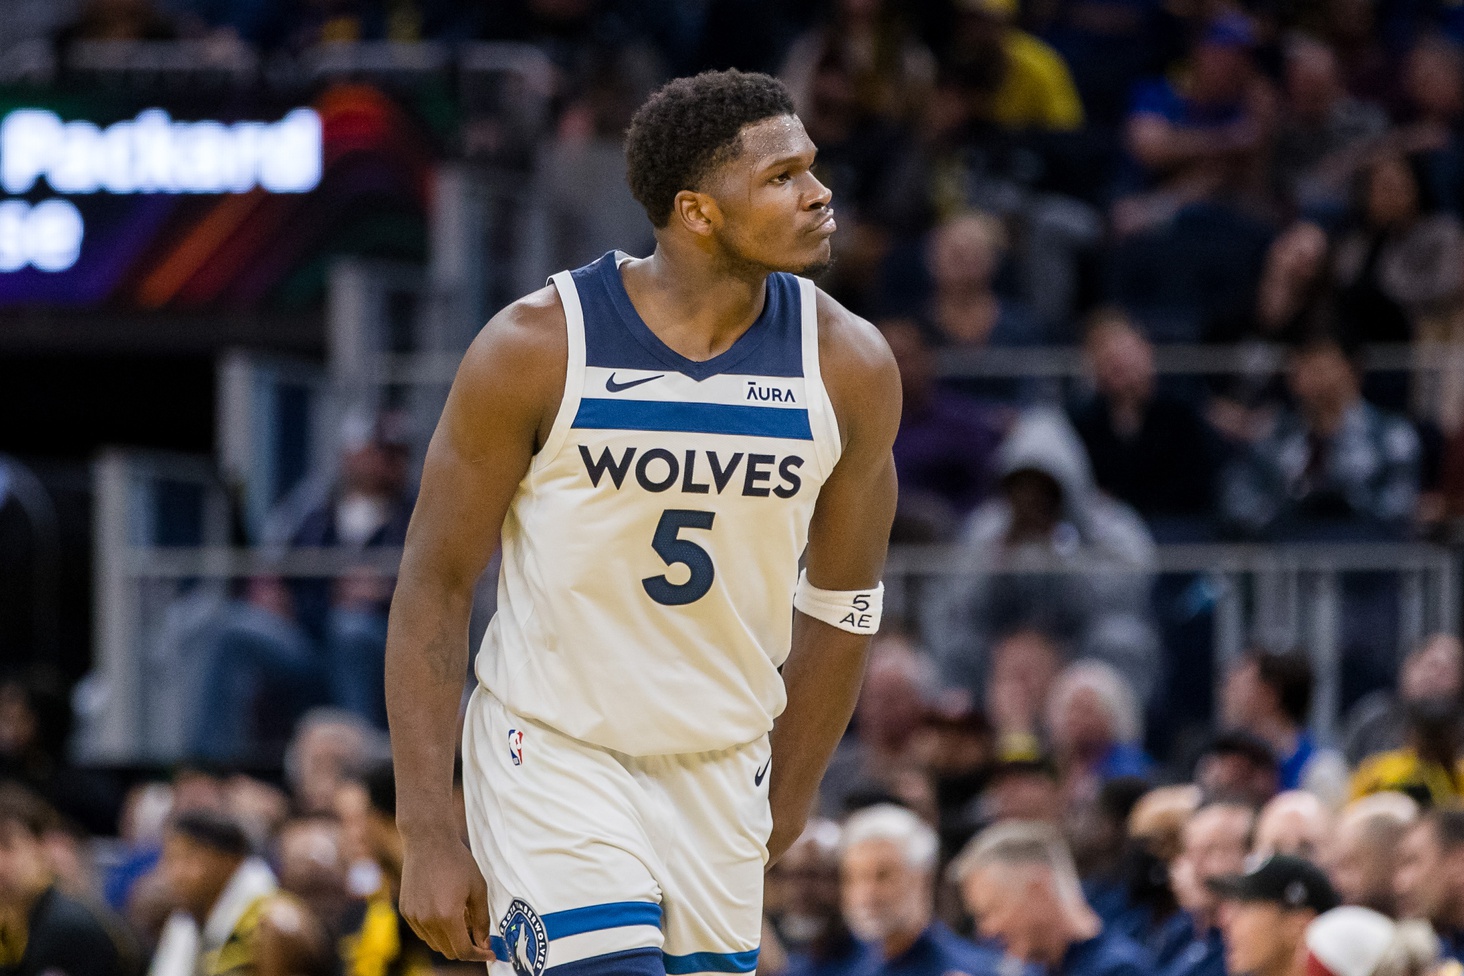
578, 445, 804, 497
474, 251, 843, 756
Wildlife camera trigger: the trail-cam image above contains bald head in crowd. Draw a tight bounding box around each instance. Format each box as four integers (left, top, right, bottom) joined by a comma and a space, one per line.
1254, 791, 1331, 861
1324, 792, 1417, 917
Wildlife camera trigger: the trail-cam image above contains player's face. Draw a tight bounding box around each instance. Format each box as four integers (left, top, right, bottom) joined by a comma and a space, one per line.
705, 115, 834, 277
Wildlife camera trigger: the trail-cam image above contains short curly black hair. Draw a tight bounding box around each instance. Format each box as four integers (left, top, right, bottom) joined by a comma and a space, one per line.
625, 69, 796, 228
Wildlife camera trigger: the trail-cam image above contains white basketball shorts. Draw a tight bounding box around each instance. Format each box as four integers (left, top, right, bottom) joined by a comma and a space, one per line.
461, 686, 773, 976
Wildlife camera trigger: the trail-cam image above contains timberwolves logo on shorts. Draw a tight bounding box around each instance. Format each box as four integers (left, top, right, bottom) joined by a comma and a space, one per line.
500, 898, 548, 976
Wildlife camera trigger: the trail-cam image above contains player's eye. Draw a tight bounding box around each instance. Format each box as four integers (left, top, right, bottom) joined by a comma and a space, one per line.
771, 171, 792, 184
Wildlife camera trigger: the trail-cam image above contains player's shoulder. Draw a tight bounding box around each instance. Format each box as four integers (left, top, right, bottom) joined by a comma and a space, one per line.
812, 287, 900, 442
813, 286, 894, 380
456, 284, 568, 389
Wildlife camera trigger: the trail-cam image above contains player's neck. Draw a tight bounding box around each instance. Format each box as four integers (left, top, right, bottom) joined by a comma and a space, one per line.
620, 247, 770, 363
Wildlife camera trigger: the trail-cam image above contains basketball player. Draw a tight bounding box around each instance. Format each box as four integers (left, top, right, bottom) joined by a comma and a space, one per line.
384, 70, 900, 976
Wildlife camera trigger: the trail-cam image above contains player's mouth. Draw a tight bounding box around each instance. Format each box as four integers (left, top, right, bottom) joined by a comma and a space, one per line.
809, 210, 836, 236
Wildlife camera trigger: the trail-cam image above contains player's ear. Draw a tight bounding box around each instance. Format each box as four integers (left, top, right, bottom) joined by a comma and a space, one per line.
673, 190, 719, 238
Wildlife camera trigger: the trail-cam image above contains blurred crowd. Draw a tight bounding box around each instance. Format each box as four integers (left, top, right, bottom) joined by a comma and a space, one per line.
767, 627, 1464, 976
17, 1, 1464, 976
16, 632, 1464, 976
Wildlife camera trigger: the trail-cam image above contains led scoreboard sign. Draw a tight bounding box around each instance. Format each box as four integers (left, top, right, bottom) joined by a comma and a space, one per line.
0, 107, 323, 274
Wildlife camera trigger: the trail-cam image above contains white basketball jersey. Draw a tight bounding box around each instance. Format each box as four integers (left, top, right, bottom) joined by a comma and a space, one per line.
473, 251, 842, 756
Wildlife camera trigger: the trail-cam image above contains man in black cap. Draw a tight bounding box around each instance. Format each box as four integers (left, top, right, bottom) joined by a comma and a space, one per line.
1210, 854, 1339, 976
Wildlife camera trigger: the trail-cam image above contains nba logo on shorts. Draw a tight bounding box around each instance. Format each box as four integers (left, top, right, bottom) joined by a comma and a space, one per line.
501, 898, 548, 976
507, 729, 524, 766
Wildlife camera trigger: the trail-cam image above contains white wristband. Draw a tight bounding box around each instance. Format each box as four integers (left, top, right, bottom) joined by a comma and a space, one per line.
793, 569, 884, 634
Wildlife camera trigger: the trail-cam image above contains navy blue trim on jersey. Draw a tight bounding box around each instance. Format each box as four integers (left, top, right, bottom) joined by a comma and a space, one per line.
545, 947, 665, 976
543, 902, 664, 940
661, 949, 760, 974
572, 398, 813, 440
571, 252, 803, 381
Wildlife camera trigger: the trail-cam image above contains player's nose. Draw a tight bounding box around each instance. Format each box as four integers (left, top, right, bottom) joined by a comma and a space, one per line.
805, 174, 832, 210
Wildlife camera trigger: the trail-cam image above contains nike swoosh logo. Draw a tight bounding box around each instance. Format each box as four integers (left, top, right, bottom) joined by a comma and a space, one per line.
605, 372, 665, 393
754, 758, 772, 787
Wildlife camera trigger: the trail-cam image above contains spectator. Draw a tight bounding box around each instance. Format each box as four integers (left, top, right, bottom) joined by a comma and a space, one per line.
768, 821, 872, 976
927, 408, 1159, 705
1069, 309, 1220, 520
1072, 779, 1160, 922
289, 410, 416, 728
284, 710, 388, 817
1161, 801, 1255, 976
1322, 792, 1418, 916
0, 785, 136, 976
975, 751, 1064, 826
1194, 732, 1281, 808
149, 811, 331, 976
1219, 333, 1421, 539
335, 764, 439, 976
779, 0, 936, 131
1044, 661, 1154, 812
820, 635, 934, 817
1349, 697, 1464, 806
58, 0, 177, 43
272, 817, 353, 945
1210, 855, 1340, 976
984, 628, 1065, 756
953, 819, 1153, 975
944, 0, 1085, 132
532, 50, 659, 280
1344, 633, 1464, 764
1393, 808, 1464, 961
1333, 153, 1464, 347
1270, 36, 1388, 220
1119, 13, 1277, 234
839, 804, 1002, 976
1220, 649, 1348, 803
1207, 221, 1332, 348
284, 0, 387, 46
191, 578, 325, 765
878, 318, 1004, 541
1253, 791, 1332, 860
1303, 906, 1439, 976
0, 678, 108, 834
1392, 36, 1464, 219
1113, 786, 1200, 963
922, 211, 1046, 352
1205, 222, 1333, 447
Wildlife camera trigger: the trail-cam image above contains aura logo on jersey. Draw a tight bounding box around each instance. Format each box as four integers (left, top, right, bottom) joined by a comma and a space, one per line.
500, 900, 548, 976
579, 445, 804, 497
744, 381, 796, 403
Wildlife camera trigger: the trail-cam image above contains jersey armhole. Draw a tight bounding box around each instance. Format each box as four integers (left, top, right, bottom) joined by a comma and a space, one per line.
534, 271, 587, 470
798, 276, 844, 475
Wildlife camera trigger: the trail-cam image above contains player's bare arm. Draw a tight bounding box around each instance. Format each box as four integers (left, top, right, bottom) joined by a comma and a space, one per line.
766, 289, 901, 865
384, 287, 567, 962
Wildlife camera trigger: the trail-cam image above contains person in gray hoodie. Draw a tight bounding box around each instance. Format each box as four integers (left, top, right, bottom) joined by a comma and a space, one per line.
923, 407, 1160, 708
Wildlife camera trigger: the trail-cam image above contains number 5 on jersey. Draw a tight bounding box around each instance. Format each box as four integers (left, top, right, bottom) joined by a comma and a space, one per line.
643, 509, 716, 606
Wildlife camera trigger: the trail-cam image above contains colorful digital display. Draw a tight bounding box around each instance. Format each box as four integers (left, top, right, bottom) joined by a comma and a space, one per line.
0, 84, 433, 310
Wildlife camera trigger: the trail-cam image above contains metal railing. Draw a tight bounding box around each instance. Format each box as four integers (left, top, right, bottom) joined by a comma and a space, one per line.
884, 542, 1459, 744
87, 460, 1461, 761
